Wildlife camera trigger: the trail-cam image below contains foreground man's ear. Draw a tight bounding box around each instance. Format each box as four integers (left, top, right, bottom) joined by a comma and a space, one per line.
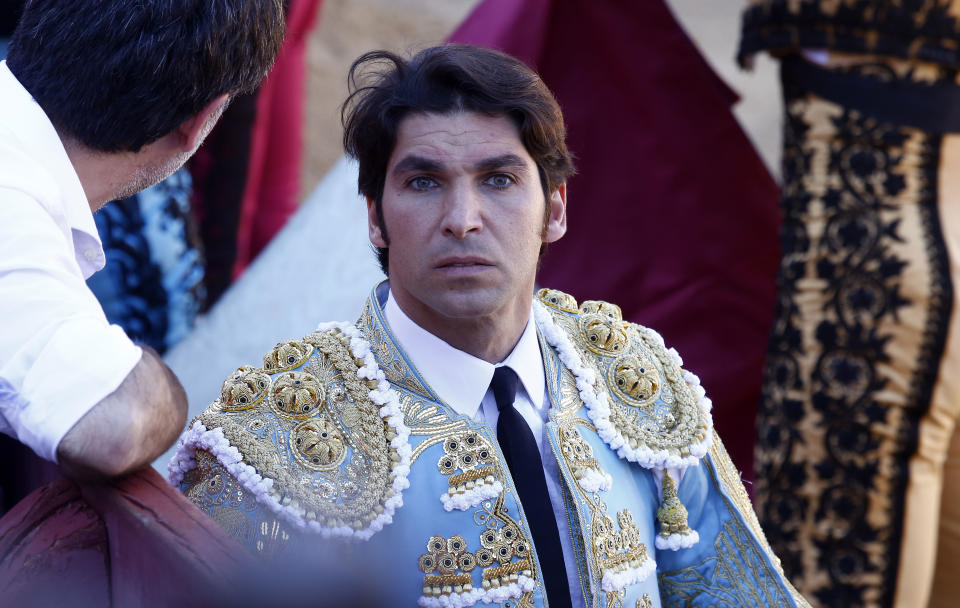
543, 183, 567, 243
176, 93, 231, 151
367, 196, 388, 248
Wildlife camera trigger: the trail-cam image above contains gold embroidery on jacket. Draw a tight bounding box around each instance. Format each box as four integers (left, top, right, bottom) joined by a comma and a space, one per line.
195, 325, 398, 532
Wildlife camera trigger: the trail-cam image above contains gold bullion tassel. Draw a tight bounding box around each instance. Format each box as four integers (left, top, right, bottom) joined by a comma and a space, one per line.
655, 471, 698, 550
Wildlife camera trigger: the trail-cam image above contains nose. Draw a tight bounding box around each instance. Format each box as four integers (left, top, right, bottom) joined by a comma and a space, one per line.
440, 181, 483, 239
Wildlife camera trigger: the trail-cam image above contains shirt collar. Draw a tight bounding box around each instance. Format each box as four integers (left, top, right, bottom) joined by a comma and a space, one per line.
0, 61, 103, 277
383, 291, 545, 419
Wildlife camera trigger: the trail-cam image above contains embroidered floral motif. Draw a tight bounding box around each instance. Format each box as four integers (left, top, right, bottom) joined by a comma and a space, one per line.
437, 433, 504, 511
739, 0, 960, 70
578, 304, 630, 355
290, 416, 347, 470
219, 366, 270, 412
169, 321, 413, 541
558, 426, 612, 493
609, 353, 661, 406
262, 339, 312, 372
418, 535, 484, 607
415, 526, 537, 608
593, 508, 655, 593
269, 371, 324, 418
536, 287, 579, 313
533, 297, 713, 471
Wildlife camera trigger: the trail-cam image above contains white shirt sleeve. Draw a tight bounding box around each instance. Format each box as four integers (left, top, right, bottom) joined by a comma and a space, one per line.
0, 186, 141, 462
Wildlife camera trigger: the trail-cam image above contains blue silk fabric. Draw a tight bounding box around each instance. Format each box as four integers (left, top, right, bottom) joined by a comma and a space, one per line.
177, 285, 807, 607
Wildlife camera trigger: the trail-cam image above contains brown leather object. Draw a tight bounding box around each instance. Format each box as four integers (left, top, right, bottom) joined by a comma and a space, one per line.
0, 468, 251, 607
0, 478, 109, 607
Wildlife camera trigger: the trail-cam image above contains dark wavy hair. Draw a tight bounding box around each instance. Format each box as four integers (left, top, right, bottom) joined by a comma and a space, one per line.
341, 44, 576, 274
6, 0, 285, 152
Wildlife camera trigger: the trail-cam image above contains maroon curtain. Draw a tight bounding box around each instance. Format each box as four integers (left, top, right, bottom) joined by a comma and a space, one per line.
190, 0, 323, 305
451, 0, 779, 480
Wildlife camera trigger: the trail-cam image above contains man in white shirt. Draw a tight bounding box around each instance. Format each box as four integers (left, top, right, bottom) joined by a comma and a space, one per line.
0, 0, 285, 482
172, 45, 807, 606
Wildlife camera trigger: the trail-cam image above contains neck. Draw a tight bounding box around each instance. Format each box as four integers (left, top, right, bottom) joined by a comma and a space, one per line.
60, 131, 178, 213
391, 291, 533, 364
60, 137, 126, 212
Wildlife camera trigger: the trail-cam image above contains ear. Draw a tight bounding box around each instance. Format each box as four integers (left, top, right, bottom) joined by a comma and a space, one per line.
543, 183, 567, 243
176, 93, 230, 151
367, 196, 388, 248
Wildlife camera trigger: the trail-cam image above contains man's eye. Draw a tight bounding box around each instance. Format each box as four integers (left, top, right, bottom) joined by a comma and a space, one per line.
409, 176, 437, 190
485, 174, 514, 189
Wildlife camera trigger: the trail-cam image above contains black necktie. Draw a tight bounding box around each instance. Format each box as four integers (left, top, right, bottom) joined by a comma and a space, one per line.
491, 366, 572, 608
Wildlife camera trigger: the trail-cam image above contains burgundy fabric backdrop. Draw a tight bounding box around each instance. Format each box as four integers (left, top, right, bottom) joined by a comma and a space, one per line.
451, 0, 780, 480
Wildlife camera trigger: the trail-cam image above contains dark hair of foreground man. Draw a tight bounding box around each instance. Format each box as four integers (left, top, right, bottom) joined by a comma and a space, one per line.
6, 0, 285, 152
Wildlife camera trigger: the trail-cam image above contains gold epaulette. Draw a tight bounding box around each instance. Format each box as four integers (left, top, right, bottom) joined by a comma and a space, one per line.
182, 324, 406, 536
536, 288, 713, 469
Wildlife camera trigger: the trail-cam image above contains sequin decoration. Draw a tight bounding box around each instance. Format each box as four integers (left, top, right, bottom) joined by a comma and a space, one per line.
592, 507, 655, 593
609, 353, 661, 406
270, 371, 324, 418
536, 287, 579, 313
438, 432, 504, 511
479, 524, 534, 588
559, 426, 612, 493
184, 325, 406, 538
534, 292, 712, 469
578, 300, 629, 355
418, 535, 480, 602
263, 340, 312, 372
219, 366, 270, 412
290, 416, 347, 470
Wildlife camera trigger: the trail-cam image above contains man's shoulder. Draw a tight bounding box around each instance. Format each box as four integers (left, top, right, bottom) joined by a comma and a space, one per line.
189, 324, 362, 433
534, 287, 673, 358
534, 288, 714, 470
170, 322, 410, 539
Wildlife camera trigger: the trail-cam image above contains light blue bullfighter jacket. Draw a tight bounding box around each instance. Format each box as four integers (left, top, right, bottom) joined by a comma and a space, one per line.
170, 284, 809, 607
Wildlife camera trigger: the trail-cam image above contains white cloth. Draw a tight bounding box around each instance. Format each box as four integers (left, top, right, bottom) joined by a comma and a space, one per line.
0, 61, 141, 462
384, 293, 586, 607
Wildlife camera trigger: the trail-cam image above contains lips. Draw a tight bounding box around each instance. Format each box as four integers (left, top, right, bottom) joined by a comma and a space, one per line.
434, 256, 494, 269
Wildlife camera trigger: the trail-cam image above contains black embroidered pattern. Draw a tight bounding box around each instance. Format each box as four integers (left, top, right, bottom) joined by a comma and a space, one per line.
755, 65, 953, 607
739, 0, 960, 69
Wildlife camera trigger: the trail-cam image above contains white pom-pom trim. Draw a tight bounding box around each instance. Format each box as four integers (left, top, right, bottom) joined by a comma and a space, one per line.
655, 530, 700, 551
168, 321, 412, 541
440, 480, 504, 512
576, 468, 613, 493
599, 557, 657, 592
533, 301, 714, 470
485, 575, 537, 603
416, 574, 535, 608
417, 587, 485, 608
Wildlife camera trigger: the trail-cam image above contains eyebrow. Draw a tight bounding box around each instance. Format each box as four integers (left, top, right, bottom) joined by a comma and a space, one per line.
390, 153, 530, 176
391, 155, 444, 175
474, 154, 529, 173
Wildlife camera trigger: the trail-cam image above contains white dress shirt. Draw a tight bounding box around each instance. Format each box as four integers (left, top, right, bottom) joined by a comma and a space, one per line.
385, 293, 587, 606
0, 61, 141, 462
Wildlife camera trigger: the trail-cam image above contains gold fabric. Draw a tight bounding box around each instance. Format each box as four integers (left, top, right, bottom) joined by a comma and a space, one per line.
906, 133, 960, 608
755, 52, 957, 608
739, 0, 960, 69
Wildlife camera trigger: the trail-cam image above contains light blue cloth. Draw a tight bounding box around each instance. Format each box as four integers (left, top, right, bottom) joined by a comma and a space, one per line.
176, 285, 806, 606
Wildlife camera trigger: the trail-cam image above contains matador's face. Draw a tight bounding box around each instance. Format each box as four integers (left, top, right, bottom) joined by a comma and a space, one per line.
369, 111, 566, 336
